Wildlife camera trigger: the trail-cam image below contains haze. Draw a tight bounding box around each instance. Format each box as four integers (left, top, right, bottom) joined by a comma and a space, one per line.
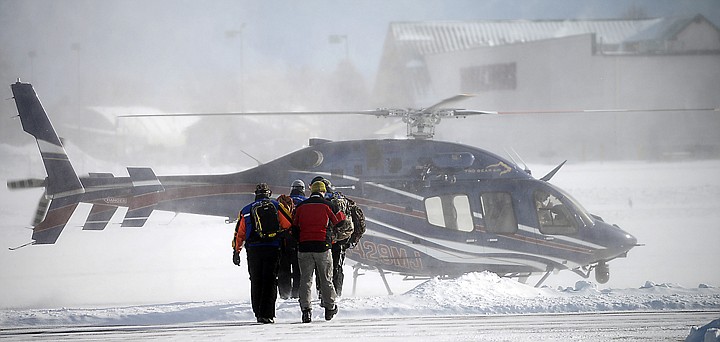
0, 0, 719, 309
2, 0, 719, 168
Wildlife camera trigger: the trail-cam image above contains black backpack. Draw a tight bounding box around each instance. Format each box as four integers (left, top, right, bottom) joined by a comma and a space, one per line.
251, 199, 282, 239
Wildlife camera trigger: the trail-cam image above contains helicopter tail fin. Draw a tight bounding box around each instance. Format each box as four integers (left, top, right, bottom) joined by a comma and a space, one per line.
10, 81, 85, 244
11, 81, 85, 198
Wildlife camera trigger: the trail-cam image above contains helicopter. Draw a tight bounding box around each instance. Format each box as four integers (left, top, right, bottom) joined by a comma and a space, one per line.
6, 81, 640, 293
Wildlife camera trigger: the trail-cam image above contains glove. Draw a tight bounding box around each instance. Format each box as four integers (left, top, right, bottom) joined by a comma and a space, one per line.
233, 250, 241, 266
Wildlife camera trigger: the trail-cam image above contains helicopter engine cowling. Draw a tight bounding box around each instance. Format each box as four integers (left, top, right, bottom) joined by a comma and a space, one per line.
431, 152, 475, 169
421, 152, 476, 185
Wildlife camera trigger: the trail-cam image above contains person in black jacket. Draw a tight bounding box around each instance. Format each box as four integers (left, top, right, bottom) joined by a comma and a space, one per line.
292, 181, 345, 323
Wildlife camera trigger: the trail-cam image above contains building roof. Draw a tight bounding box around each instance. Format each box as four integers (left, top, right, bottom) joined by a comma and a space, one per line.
374, 14, 719, 106
387, 15, 714, 55
625, 14, 720, 42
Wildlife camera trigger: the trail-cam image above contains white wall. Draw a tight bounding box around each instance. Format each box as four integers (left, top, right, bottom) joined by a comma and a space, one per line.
422, 34, 720, 162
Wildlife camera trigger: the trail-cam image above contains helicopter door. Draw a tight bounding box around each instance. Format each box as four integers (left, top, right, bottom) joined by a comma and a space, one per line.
477, 192, 526, 266
478, 192, 518, 235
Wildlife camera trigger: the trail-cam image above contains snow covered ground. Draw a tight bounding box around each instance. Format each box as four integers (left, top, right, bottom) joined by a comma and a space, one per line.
0, 274, 718, 340
1, 144, 719, 340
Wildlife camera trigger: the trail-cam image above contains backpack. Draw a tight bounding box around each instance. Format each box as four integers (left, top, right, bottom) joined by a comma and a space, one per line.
346, 200, 366, 248
251, 199, 282, 239
329, 193, 354, 243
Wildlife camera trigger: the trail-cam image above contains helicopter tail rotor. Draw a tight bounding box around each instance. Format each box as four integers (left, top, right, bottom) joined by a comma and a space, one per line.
7, 178, 46, 190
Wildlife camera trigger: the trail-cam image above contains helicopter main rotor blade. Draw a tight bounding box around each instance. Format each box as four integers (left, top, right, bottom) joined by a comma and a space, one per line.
453, 109, 498, 116
116, 105, 717, 121
118, 110, 389, 118
424, 94, 475, 112
496, 107, 719, 115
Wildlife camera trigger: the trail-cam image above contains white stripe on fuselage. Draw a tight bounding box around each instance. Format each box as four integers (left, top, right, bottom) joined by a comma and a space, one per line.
365, 217, 581, 270
292, 170, 606, 253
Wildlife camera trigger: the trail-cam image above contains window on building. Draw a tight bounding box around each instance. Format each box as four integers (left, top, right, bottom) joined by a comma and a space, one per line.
461, 63, 517, 92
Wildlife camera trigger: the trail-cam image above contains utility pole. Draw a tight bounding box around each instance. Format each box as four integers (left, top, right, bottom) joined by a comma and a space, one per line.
27, 51, 36, 82
226, 24, 246, 112
71, 43, 81, 108
328, 34, 349, 61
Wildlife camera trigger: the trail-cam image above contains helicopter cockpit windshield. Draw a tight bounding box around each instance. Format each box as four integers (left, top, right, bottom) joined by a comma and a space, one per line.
534, 184, 594, 235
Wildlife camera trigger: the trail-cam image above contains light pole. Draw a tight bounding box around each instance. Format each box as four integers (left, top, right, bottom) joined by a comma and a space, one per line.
328, 34, 349, 61
71, 43, 81, 108
226, 24, 246, 112
27, 51, 36, 82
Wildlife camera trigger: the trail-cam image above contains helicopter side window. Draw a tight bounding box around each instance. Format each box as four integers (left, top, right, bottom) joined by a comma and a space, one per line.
424, 194, 474, 232
479, 192, 518, 234
534, 190, 578, 235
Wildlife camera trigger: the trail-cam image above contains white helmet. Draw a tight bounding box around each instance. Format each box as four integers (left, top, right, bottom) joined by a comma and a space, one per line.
291, 179, 305, 191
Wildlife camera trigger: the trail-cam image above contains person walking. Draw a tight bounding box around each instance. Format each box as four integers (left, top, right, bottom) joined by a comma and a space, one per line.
292, 180, 345, 323
309, 176, 357, 297
232, 183, 292, 324
277, 180, 306, 299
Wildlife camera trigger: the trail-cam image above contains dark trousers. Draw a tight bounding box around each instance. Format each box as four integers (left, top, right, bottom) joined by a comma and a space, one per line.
278, 237, 300, 299
246, 246, 281, 319
331, 242, 347, 296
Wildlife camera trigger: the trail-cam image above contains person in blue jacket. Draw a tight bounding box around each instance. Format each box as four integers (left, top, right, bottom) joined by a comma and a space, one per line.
232, 183, 292, 324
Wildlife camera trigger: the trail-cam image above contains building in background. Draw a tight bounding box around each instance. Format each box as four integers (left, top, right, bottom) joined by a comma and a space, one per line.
374, 15, 720, 161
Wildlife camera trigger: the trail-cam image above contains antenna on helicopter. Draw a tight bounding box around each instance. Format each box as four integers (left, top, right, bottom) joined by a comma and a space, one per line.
240, 150, 263, 166
511, 147, 532, 175
505, 148, 532, 175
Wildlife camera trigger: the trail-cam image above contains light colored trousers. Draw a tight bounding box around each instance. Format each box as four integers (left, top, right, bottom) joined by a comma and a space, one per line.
298, 250, 336, 310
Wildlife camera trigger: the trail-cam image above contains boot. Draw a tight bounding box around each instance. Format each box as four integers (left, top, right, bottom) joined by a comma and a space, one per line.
301, 309, 312, 323
324, 305, 338, 321
257, 317, 274, 324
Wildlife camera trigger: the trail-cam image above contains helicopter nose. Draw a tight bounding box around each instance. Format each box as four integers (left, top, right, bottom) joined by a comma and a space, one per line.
611, 224, 639, 257
593, 222, 639, 261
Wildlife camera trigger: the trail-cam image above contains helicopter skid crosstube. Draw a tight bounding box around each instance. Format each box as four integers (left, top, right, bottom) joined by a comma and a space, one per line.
7, 81, 638, 288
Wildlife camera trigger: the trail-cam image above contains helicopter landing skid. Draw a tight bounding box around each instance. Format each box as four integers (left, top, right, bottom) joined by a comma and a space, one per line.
352, 263, 394, 296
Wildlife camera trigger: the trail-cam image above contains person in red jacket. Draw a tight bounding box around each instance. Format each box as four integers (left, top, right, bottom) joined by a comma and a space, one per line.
292, 181, 346, 323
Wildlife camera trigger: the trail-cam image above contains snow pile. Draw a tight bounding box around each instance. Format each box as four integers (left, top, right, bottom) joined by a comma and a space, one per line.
1, 271, 718, 328
686, 318, 720, 342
